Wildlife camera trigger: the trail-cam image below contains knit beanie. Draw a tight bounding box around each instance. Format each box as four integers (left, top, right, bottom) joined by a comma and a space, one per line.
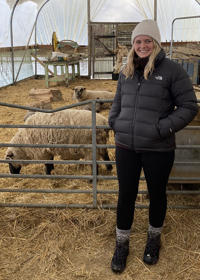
131, 19, 161, 46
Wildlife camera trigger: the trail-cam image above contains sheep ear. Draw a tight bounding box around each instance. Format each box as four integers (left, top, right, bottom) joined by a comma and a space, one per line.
9, 163, 21, 174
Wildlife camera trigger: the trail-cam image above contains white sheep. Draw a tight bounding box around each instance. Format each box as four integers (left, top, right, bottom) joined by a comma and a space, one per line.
5, 109, 112, 176
72, 86, 115, 111
74, 101, 101, 113
24, 101, 52, 121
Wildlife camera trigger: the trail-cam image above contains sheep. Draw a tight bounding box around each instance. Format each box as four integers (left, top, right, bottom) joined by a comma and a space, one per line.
72, 86, 115, 111
5, 109, 112, 176
24, 101, 52, 121
74, 100, 102, 113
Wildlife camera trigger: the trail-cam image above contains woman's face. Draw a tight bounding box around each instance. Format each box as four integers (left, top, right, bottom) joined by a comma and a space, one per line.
133, 35, 154, 58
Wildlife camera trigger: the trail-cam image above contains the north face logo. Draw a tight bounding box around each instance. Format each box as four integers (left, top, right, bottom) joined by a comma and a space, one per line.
155, 75, 163, 80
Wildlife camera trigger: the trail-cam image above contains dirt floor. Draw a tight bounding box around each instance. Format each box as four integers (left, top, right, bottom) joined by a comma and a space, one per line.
0, 77, 200, 280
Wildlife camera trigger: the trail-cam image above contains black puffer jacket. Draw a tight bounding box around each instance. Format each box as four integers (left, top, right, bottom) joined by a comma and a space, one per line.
108, 50, 199, 151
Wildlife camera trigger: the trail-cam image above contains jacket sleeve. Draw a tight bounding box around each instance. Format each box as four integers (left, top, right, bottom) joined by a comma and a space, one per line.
158, 63, 199, 138
108, 73, 122, 129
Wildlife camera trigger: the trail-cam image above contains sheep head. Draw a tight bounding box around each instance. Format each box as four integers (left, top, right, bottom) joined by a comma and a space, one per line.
5, 149, 22, 174
73, 86, 86, 99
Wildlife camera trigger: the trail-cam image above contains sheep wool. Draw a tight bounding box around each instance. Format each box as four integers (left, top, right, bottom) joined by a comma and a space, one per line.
73, 86, 115, 111
5, 109, 110, 172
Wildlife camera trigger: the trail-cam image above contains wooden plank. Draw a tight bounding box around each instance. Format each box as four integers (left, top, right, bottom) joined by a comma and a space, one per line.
31, 54, 54, 75
192, 60, 200, 84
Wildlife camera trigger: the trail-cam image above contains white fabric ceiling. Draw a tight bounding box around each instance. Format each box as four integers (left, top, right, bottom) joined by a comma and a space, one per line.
0, 0, 200, 47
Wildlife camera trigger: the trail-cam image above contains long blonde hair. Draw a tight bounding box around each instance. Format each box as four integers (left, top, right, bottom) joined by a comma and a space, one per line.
122, 40, 161, 79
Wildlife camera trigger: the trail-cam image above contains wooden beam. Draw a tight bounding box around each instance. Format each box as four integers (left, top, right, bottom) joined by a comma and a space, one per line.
87, 0, 91, 78
94, 38, 115, 55
31, 54, 54, 76
154, 0, 157, 21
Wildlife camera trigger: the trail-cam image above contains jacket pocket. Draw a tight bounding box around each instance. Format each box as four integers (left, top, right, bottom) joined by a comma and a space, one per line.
155, 123, 162, 139
113, 119, 130, 135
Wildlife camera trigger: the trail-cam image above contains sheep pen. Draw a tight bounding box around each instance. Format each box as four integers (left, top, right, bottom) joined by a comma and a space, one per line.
0, 77, 200, 280
5, 109, 112, 176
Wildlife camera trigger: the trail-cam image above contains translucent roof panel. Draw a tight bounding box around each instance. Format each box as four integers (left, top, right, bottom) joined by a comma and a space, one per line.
36, 0, 88, 46
0, 0, 200, 48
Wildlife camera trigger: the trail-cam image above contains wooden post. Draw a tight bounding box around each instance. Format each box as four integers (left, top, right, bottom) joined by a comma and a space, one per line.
31, 54, 54, 75
154, 0, 157, 21
87, 0, 91, 78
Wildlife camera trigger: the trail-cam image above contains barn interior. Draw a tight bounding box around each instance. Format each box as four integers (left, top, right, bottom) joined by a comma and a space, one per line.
0, 1, 200, 279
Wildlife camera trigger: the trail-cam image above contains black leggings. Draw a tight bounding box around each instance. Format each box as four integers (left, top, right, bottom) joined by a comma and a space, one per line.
115, 146, 175, 230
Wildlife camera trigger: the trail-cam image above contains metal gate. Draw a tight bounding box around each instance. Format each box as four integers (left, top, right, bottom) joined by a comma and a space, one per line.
0, 99, 199, 209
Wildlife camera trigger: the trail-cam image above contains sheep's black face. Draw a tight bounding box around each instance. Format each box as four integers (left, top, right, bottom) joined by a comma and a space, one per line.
8, 163, 21, 174
75, 87, 85, 99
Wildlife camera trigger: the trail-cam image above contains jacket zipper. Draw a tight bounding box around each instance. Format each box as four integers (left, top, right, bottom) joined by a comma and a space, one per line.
132, 76, 143, 149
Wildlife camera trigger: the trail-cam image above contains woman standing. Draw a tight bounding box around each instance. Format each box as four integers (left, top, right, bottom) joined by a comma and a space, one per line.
108, 19, 198, 273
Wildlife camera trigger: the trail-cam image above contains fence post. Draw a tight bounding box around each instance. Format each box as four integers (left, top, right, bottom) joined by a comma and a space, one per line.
91, 100, 97, 207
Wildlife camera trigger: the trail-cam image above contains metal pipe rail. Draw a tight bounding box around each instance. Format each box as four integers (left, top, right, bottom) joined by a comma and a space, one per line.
0, 99, 200, 209
170, 15, 200, 59
0, 159, 199, 166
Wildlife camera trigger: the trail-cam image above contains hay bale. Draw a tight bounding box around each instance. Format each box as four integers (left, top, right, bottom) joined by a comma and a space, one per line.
29, 88, 63, 102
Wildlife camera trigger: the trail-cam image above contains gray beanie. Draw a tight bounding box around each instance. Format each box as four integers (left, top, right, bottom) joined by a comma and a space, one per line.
131, 19, 161, 46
